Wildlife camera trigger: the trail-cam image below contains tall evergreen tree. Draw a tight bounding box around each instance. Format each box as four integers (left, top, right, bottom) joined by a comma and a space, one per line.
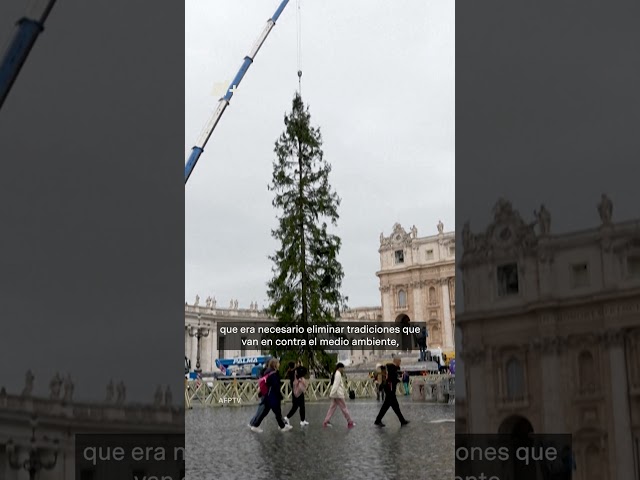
267, 93, 347, 376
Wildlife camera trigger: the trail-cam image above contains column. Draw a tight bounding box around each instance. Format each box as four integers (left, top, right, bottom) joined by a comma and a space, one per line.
413, 281, 424, 323
606, 331, 634, 480
441, 279, 454, 350
466, 347, 489, 432
200, 328, 211, 372
191, 333, 198, 369
539, 338, 565, 433
380, 286, 392, 321
184, 327, 190, 363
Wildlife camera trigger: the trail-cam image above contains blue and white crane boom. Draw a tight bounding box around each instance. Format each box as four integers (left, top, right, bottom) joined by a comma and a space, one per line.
184, 0, 290, 184
0, 0, 57, 111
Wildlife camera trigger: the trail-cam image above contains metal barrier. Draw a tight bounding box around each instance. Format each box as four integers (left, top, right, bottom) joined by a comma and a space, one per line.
185, 375, 454, 408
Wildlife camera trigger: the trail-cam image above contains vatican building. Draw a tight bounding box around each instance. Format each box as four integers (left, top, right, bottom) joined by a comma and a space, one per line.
185, 221, 455, 371
456, 197, 640, 480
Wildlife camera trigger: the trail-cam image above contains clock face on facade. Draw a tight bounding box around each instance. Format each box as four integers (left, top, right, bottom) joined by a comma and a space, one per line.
494, 225, 513, 246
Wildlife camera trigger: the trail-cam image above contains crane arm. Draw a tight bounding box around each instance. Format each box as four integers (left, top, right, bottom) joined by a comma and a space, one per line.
0, 0, 57, 111
184, 0, 290, 184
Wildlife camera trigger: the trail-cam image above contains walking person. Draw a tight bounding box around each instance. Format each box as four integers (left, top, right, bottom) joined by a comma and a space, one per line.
417, 326, 428, 362
284, 365, 309, 426
248, 363, 273, 428
323, 363, 355, 429
250, 358, 292, 433
402, 370, 410, 396
376, 365, 387, 402
374, 357, 409, 427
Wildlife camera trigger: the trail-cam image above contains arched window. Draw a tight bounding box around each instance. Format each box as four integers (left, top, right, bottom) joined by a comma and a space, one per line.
429, 287, 437, 305
578, 350, 597, 393
431, 325, 441, 345
505, 356, 525, 400
398, 290, 407, 308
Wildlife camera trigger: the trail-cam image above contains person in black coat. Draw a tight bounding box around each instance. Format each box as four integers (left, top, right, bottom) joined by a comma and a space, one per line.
416, 327, 428, 362
374, 357, 409, 427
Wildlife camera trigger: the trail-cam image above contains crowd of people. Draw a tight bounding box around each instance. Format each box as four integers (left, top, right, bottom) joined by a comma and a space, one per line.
247, 357, 410, 433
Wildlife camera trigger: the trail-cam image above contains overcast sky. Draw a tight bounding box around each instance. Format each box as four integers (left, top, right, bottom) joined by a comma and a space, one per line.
0, 0, 185, 401
456, 0, 640, 315
185, 1, 455, 310
454, 1, 640, 398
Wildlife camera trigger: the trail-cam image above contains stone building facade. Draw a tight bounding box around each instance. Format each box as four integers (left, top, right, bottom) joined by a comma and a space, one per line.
185, 300, 269, 373
457, 197, 640, 480
186, 221, 456, 369
377, 222, 456, 351
0, 374, 183, 480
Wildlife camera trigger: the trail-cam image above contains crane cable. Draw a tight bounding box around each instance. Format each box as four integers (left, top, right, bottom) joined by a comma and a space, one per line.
296, 0, 302, 94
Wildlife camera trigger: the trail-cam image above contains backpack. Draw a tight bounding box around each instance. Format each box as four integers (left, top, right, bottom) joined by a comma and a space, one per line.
258, 371, 275, 397
293, 376, 307, 397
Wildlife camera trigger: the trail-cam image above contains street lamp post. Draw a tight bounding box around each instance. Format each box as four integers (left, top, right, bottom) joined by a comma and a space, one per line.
188, 315, 210, 372
7, 416, 60, 480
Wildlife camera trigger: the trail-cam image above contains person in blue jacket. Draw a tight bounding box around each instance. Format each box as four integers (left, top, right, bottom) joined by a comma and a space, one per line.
250, 358, 292, 433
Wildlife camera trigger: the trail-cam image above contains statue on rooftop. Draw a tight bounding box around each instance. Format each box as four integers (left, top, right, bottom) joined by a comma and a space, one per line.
534, 204, 551, 235
49, 373, 63, 400
63, 374, 74, 402
22, 370, 35, 397
598, 193, 613, 225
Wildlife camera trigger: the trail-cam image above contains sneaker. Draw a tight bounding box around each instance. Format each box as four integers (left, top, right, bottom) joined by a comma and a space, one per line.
281, 424, 293, 432
250, 426, 263, 433
323, 421, 332, 428
347, 421, 356, 429
374, 421, 386, 427
400, 420, 410, 427
283, 417, 290, 425
300, 420, 309, 426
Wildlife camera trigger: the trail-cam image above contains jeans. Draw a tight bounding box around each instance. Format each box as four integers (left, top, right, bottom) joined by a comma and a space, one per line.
249, 397, 266, 426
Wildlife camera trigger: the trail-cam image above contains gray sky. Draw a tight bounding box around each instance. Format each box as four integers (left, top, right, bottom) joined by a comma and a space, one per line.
185, 1, 455, 309
0, 0, 185, 402
454, 0, 640, 398
455, 0, 640, 315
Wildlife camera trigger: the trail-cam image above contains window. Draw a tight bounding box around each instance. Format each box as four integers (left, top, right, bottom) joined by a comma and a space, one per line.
505, 357, 525, 400
430, 325, 441, 345
398, 289, 407, 308
395, 250, 404, 264
240, 337, 247, 356
429, 287, 437, 305
426, 249, 434, 260
497, 263, 519, 296
449, 246, 455, 256
628, 256, 640, 277
571, 263, 589, 288
578, 350, 597, 394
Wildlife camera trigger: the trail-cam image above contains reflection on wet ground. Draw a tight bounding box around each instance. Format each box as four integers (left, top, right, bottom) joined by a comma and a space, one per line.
187, 398, 454, 480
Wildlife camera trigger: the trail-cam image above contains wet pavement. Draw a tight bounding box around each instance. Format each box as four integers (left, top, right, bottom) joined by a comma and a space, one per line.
186, 398, 454, 480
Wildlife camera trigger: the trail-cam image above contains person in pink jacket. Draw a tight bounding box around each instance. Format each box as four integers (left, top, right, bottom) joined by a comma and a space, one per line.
323, 363, 355, 429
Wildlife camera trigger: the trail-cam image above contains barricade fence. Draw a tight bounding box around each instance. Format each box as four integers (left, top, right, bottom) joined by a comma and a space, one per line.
185, 375, 454, 408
